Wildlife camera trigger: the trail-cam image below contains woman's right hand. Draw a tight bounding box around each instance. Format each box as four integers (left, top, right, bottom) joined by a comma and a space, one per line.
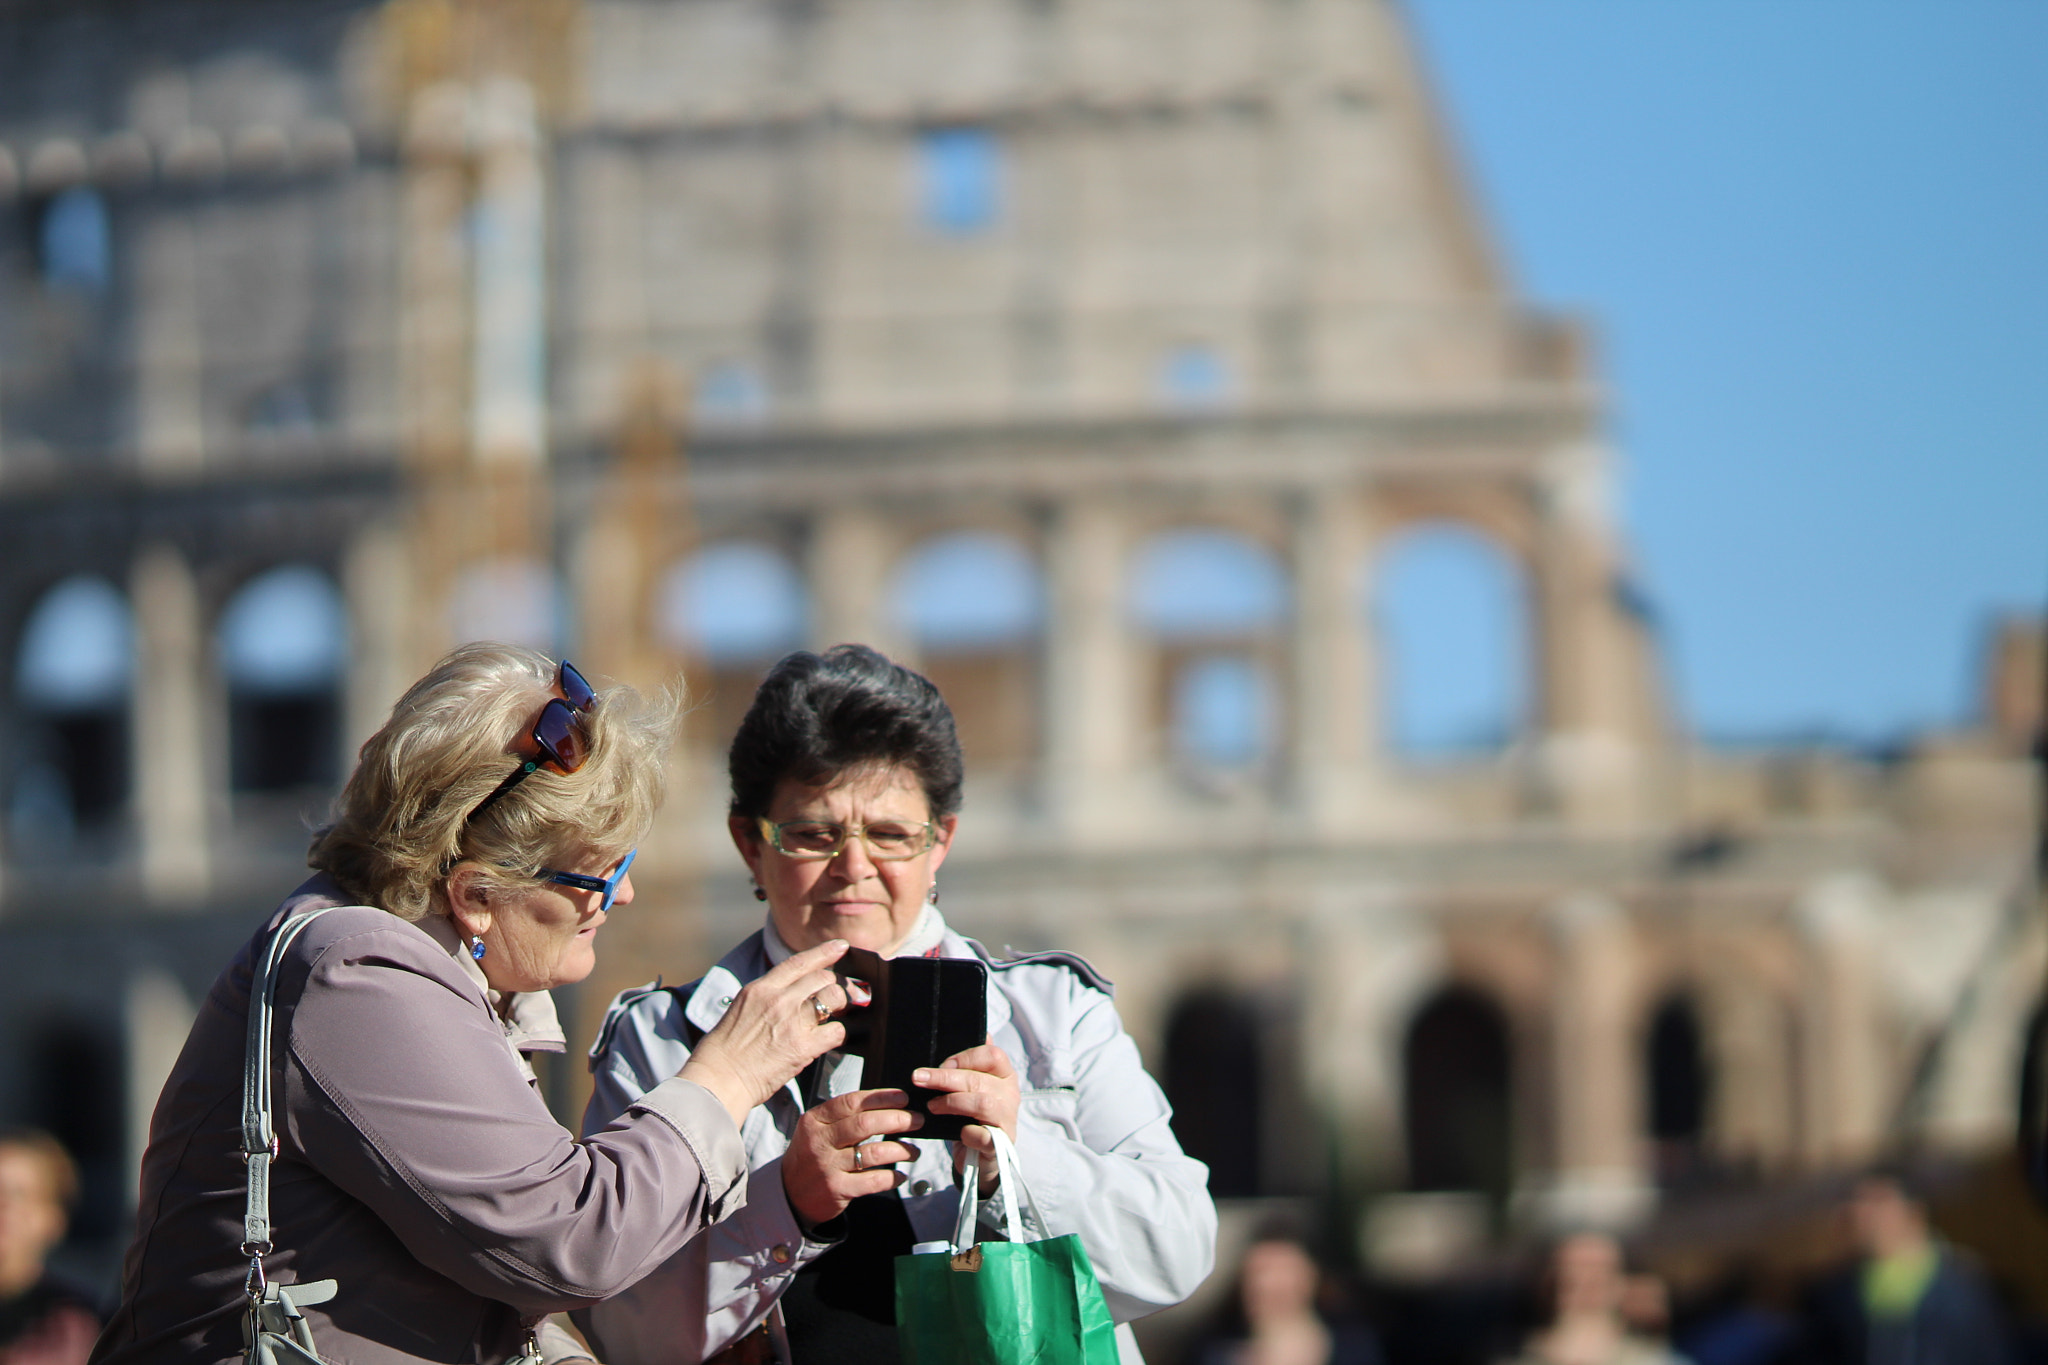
680, 940, 850, 1128
782, 1090, 922, 1228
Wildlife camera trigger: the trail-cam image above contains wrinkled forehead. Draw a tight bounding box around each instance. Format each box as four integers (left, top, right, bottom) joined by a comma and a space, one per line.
770, 763, 933, 818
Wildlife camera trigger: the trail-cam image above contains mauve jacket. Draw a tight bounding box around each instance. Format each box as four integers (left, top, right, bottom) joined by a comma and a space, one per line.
91, 876, 748, 1365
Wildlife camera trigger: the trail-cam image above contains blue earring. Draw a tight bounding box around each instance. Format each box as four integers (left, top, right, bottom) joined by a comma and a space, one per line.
470, 939, 487, 961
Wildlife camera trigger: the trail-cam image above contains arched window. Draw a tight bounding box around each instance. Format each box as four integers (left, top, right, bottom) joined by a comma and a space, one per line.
659, 542, 808, 664
694, 360, 769, 429
888, 532, 1042, 770
1172, 654, 1271, 768
1374, 523, 1526, 757
244, 378, 323, 437
1645, 993, 1712, 1187
12, 576, 132, 846
919, 127, 1002, 236
2021, 998, 2048, 1196
1131, 529, 1287, 775
658, 542, 809, 747
1403, 985, 1513, 1198
1156, 344, 1233, 413
891, 532, 1041, 652
1163, 987, 1263, 1197
450, 557, 565, 653
38, 186, 111, 293
26, 1018, 123, 1239
218, 566, 347, 793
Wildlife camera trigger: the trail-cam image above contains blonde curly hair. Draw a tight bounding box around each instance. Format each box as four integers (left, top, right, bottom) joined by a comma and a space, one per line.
308, 642, 680, 922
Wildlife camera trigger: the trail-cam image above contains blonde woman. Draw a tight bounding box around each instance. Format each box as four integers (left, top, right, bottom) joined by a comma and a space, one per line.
92, 644, 854, 1365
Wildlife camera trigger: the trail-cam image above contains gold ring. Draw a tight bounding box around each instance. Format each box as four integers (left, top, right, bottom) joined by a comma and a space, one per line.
810, 993, 831, 1026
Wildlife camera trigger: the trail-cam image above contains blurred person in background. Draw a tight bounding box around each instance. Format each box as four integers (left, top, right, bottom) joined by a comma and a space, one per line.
1797, 1169, 2011, 1365
581, 644, 1216, 1365
92, 644, 855, 1365
1195, 1229, 1383, 1365
1669, 1262, 1794, 1365
1499, 1232, 1690, 1365
0, 1130, 97, 1365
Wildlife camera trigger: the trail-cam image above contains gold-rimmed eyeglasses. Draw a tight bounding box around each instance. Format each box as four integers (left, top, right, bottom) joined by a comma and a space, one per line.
756, 817, 939, 861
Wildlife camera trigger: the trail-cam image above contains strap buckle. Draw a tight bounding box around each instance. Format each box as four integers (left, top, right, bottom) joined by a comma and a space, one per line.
243, 1242, 272, 1301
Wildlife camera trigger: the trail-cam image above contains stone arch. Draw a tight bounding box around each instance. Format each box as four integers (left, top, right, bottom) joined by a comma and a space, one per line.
1161, 984, 1264, 1197
216, 564, 348, 795
2021, 996, 2048, 1195
886, 529, 1043, 775
1643, 990, 1712, 1186
1403, 982, 1514, 1199
657, 539, 809, 749
1371, 519, 1529, 758
22, 1013, 124, 1240
1128, 526, 1289, 781
11, 574, 133, 852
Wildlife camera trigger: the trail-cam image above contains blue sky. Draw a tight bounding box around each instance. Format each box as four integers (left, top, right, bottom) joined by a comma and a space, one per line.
1398, 0, 2048, 745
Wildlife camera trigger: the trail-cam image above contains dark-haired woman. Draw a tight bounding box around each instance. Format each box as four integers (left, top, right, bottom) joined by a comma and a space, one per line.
580, 644, 1216, 1365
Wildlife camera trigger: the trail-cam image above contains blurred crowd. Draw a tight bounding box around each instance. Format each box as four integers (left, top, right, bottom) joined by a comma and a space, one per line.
6, 1118, 2045, 1365
1191, 1169, 2032, 1365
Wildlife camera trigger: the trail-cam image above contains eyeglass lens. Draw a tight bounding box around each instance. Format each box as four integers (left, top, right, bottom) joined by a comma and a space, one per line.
771, 821, 931, 859
560, 661, 595, 711
533, 698, 588, 772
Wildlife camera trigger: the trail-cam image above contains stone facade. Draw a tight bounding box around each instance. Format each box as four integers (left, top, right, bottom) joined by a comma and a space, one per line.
0, 0, 2037, 1281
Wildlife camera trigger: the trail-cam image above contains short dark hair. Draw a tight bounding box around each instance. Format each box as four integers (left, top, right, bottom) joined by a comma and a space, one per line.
728, 645, 964, 822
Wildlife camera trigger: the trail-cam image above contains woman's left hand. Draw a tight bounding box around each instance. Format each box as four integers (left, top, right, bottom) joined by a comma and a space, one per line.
916, 1039, 1020, 1196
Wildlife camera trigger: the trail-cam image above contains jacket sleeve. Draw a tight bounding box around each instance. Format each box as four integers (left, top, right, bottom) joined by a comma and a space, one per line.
281, 927, 749, 1316
578, 991, 836, 1365
1002, 972, 1218, 1323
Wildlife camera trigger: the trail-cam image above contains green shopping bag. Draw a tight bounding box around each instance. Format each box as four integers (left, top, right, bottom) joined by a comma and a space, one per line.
895, 1129, 1121, 1365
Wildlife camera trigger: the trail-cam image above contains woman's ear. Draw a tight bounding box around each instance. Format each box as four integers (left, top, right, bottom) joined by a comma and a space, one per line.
928, 813, 960, 875
727, 814, 767, 883
444, 865, 496, 940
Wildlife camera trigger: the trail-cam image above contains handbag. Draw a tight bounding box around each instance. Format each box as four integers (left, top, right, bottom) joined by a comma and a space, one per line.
237, 908, 544, 1365
893, 1129, 1120, 1365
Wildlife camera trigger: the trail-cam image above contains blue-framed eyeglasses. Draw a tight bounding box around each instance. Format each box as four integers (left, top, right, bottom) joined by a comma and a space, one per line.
535, 848, 636, 913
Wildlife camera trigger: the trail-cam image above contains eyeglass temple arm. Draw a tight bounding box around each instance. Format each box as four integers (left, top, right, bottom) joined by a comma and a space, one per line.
467, 760, 539, 824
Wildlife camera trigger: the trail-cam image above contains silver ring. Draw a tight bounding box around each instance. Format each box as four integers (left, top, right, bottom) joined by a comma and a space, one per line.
853, 1146, 867, 1170
809, 993, 831, 1027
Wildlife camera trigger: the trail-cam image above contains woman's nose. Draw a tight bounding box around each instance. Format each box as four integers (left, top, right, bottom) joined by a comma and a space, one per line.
830, 834, 877, 879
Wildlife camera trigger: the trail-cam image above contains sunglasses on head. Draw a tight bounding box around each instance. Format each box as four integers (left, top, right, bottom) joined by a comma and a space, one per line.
464, 660, 596, 825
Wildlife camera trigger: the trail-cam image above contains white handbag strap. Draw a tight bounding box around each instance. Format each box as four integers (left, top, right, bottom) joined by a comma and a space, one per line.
949, 1129, 1046, 1253
240, 908, 339, 1281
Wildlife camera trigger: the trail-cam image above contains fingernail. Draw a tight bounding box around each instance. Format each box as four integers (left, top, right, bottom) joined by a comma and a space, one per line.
912, 1069, 931, 1085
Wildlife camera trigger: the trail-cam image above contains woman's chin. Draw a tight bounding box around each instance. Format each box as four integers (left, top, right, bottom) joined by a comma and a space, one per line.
551, 944, 599, 988
799, 908, 904, 955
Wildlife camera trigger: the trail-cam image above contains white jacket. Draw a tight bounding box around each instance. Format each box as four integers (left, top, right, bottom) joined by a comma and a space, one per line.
577, 921, 1217, 1365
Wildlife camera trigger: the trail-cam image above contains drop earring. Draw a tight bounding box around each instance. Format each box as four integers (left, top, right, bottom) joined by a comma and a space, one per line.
926, 883, 939, 906
752, 883, 768, 902
470, 938, 487, 961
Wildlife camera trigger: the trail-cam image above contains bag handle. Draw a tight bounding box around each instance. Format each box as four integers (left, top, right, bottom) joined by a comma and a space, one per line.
950, 1129, 1047, 1253
240, 908, 342, 1326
